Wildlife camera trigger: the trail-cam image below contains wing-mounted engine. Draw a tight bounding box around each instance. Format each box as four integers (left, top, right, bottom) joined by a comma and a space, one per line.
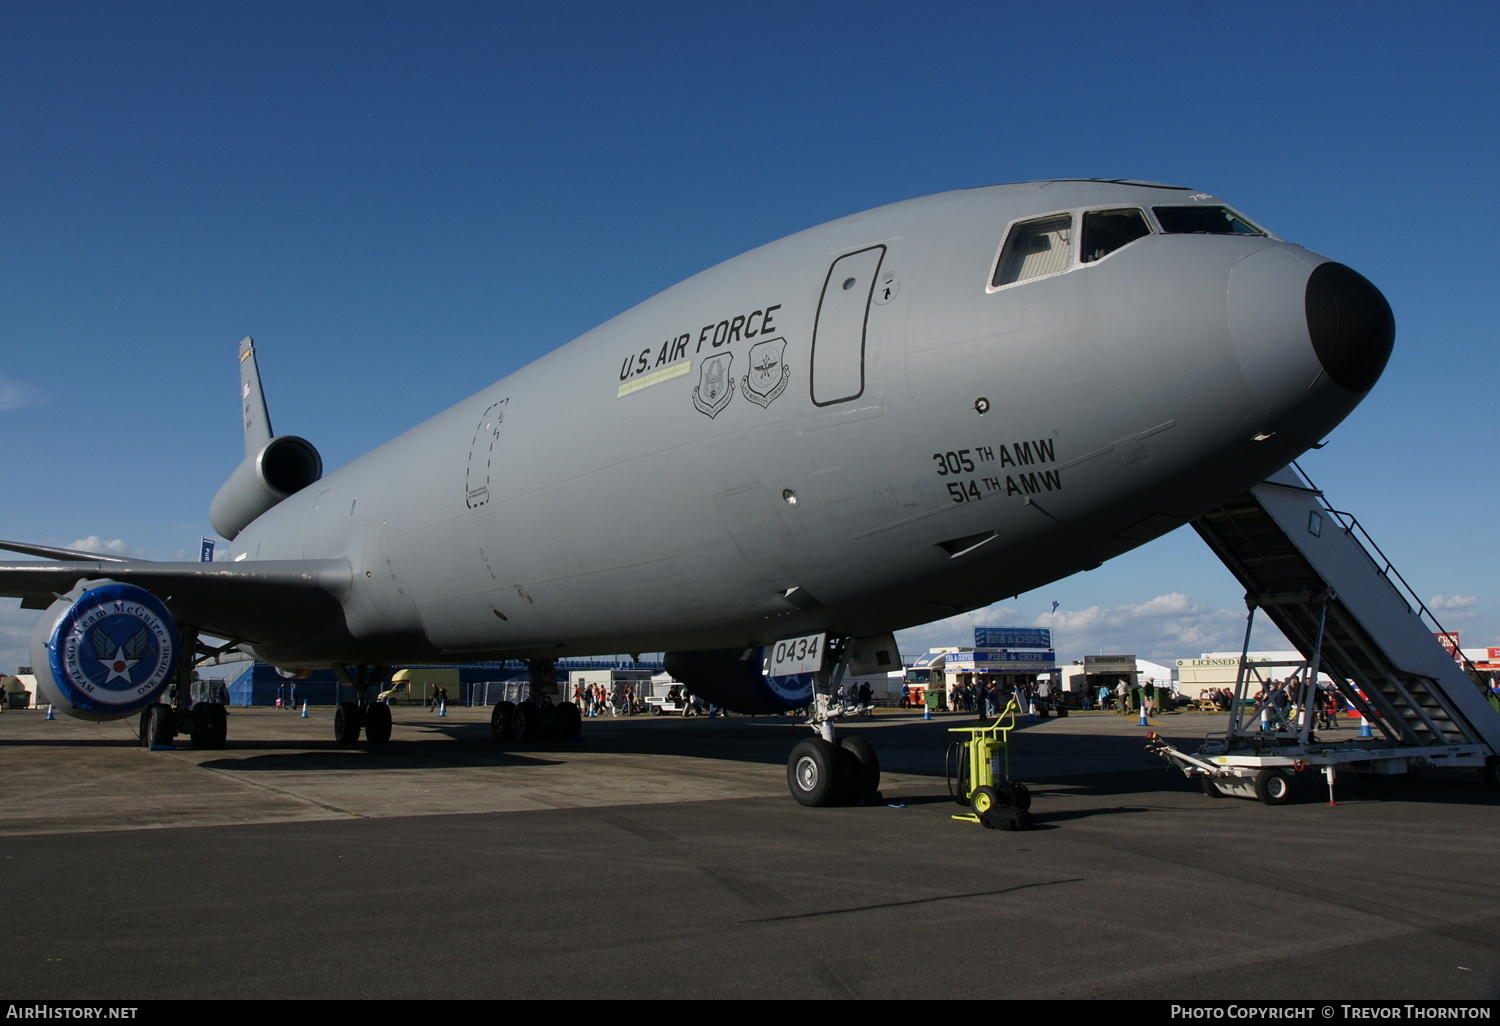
664, 648, 813, 714
208, 337, 322, 541
209, 434, 322, 540
29, 579, 180, 722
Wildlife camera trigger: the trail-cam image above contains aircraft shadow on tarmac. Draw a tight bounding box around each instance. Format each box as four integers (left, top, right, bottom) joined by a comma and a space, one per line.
170, 710, 1500, 810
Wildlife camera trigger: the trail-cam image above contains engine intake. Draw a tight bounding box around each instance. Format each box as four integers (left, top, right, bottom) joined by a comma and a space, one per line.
209, 435, 322, 540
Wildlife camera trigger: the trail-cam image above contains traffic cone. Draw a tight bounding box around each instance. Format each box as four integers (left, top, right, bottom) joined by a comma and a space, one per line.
1359, 716, 1372, 738
438, 700, 447, 717
1028, 700, 1037, 724
300, 700, 308, 718
46, 704, 55, 720
922, 703, 931, 720
1138, 703, 1149, 726
1260, 706, 1270, 733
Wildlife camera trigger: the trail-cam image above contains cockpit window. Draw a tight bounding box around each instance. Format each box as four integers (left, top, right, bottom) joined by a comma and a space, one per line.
1081, 208, 1151, 263
1152, 205, 1264, 236
991, 213, 1073, 287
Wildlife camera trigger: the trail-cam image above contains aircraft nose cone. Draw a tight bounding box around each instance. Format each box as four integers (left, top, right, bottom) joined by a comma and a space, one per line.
1304, 261, 1394, 394
1227, 247, 1395, 424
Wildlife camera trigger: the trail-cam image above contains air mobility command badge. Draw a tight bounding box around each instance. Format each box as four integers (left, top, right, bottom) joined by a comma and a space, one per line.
692, 352, 734, 418
742, 336, 789, 409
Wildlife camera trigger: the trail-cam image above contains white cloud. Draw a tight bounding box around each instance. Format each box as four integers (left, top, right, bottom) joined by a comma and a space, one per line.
67, 536, 153, 559
0, 599, 42, 675
1426, 595, 1481, 624
0, 375, 46, 411
893, 592, 1288, 666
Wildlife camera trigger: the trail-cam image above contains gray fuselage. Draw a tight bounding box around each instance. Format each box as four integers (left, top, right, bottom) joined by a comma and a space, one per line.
231, 181, 1389, 667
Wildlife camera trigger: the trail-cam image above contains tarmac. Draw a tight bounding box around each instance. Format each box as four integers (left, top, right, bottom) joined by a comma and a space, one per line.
0, 702, 1497, 1000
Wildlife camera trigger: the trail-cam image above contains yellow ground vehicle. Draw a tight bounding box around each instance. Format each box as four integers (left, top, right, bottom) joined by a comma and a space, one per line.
377, 668, 460, 706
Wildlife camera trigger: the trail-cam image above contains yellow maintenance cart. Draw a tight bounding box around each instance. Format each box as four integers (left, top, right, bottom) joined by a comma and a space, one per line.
947, 697, 1033, 829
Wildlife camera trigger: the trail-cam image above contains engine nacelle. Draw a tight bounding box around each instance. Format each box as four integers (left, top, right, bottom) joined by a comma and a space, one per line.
663, 648, 812, 714
29, 580, 180, 722
209, 435, 322, 541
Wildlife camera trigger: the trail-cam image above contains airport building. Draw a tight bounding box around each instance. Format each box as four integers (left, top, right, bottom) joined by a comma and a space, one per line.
211, 657, 667, 708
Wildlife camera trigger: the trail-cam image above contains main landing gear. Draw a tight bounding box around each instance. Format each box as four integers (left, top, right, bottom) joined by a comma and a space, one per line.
137, 624, 229, 750
489, 659, 583, 745
786, 654, 882, 807
333, 664, 394, 745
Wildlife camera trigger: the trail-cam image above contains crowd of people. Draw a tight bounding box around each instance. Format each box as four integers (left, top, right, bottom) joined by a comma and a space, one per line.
572, 681, 652, 716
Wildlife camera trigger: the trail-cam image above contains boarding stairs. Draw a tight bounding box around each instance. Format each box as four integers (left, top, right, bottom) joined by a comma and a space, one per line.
1193, 464, 1500, 756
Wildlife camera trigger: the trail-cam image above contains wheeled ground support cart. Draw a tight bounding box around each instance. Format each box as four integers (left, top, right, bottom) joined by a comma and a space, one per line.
947, 698, 1032, 829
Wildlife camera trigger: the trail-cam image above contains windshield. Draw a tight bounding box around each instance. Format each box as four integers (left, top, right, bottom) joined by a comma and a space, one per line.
1152, 205, 1264, 236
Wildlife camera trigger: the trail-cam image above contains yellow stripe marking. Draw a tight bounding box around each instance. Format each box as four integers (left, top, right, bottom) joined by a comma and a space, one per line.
617, 359, 691, 398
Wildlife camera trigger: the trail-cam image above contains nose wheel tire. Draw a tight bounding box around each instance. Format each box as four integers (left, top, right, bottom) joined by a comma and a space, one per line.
788, 738, 845, 807
837, 735, 881, 799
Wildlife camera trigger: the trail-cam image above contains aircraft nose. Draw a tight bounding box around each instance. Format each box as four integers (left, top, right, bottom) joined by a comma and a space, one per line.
1304, 261, 1395, 394
1227, 247, 1394, 422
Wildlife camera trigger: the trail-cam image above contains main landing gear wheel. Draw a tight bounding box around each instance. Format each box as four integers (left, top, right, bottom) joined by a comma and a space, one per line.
538, 702, 561, 741
558, 702, 583, 739
364, 702, 392, 744
509, 700, 539, 742
1254, 767, 1291, 805
197, 703, 227, 750
490, 701, 514, 742
141, 703, 173, 747
334, 702, 363, 745
838, 736, 881, 800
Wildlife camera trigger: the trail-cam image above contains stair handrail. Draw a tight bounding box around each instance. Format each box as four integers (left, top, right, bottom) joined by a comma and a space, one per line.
1291, 461, 1488, 691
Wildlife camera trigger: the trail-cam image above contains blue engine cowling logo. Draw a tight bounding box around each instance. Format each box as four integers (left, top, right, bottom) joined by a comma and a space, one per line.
40, 582, 179, 718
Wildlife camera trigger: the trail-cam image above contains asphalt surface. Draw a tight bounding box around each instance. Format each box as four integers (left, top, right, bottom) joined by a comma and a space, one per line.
1, 704, 1497, 1000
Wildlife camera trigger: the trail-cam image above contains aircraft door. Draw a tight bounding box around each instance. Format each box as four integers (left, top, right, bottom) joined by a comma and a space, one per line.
810, 246, 885, 406
465, 398, 508, 509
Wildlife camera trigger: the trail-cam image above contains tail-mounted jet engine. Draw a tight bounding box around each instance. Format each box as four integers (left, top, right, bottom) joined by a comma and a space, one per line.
29, 579, 180, 721
209, 434, 322, 541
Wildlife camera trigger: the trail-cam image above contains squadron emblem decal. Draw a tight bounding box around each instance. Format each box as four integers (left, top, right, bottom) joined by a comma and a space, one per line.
742, 336, 789, 409
692, 352, 734, 419
48, 582, 179, 716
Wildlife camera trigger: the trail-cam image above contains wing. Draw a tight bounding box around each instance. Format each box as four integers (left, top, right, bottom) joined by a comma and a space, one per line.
0, 548, 349, 647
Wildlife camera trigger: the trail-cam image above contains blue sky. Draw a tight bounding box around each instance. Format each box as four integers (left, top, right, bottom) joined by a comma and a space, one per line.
3, 1, 1496, 673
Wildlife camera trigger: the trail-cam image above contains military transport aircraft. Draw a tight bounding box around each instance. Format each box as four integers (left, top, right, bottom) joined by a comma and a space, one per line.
0, 180, 1394, 806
